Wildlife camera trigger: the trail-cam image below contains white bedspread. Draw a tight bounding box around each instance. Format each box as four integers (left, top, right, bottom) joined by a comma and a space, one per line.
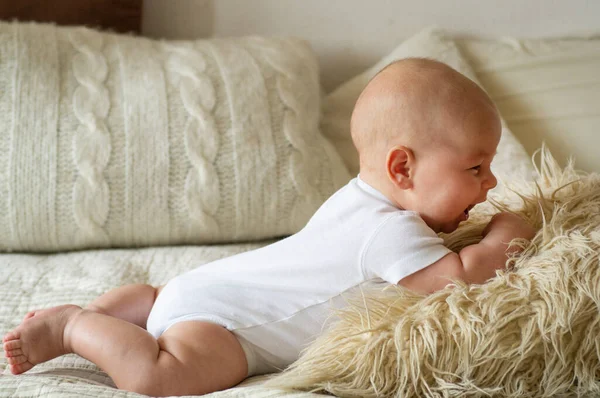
0, 243, 325, 397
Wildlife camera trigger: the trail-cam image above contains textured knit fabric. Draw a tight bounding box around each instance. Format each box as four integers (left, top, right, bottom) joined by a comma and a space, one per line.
146, 177, 451, 376
0, 21, 350, 252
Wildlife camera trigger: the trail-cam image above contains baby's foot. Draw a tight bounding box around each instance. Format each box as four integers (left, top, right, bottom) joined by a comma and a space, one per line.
2, 305, 81, 374
22, 309, 43, 322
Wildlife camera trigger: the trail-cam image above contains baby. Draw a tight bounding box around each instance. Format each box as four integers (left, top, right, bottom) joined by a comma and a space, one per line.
2, 58, 536, 396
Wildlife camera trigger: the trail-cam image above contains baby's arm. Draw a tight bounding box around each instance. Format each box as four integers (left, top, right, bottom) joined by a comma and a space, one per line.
399, 212, 536, 294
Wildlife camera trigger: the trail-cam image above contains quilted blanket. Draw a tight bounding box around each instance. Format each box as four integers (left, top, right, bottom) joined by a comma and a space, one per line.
0, 243, 326, 397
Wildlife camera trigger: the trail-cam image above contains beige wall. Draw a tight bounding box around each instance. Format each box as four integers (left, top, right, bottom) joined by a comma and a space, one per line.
142, 0, 600, 91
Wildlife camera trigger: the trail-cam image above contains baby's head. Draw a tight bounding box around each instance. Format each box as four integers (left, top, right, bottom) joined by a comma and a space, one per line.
351, 58, 501, 233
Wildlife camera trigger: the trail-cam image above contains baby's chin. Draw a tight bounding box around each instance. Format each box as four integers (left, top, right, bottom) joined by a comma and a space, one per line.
424, 216, 462, 234
439, 226, 458, 234
438, 220, 463, 234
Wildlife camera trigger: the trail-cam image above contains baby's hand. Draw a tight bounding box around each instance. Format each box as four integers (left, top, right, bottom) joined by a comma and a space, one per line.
482, 212, 536, 242
457, 212, 536, 283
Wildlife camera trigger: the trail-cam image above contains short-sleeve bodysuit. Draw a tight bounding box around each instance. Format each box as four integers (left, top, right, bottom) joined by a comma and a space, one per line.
146, 176, 452, 375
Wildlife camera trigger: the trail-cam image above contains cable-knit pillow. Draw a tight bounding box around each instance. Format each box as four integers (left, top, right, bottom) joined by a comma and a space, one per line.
0, 21, 350, 252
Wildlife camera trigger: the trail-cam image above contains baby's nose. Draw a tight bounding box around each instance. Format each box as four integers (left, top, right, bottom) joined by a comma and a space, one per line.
483, 171, 498, 191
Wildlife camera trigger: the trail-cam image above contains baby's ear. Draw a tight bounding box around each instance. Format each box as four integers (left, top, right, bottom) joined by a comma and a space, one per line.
386, 146, 413, 190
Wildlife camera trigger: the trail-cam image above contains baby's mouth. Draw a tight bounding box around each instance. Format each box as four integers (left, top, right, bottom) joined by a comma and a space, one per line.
462, 205, 475, 221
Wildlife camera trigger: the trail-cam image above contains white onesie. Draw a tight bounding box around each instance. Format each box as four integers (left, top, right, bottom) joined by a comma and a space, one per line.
146, 176, 452, 376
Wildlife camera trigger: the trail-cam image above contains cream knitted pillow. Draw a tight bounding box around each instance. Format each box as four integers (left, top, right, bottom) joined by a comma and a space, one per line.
0, 21, 350, 252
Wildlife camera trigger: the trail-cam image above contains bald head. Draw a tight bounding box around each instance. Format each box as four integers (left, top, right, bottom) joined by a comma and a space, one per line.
350, 58, 498, 171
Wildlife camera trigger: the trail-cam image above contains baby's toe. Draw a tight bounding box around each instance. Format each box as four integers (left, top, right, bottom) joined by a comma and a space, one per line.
5, 348, 23, 358
3, 331, 20, 343
10, 361, 33, 375
3, 338, 21, 351
7, 354, 27, 365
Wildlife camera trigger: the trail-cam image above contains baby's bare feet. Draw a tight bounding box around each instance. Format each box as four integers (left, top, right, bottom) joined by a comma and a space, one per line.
2, 304, 82, 375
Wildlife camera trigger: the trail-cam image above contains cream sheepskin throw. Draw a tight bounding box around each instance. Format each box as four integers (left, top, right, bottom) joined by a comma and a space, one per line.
266, 147, 600, 398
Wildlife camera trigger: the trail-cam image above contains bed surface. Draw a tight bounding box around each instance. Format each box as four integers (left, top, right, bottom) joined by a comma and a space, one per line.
0, 242, 327, 397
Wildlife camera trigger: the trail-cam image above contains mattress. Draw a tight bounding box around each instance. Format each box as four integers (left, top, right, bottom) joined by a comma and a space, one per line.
0, 242, 325, 397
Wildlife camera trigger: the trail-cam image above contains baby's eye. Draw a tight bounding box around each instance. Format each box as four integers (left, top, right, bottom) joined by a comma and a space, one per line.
470, 165, 481, 174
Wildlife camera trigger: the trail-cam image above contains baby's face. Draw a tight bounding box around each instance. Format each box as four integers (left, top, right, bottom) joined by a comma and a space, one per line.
408, 105, 501, 233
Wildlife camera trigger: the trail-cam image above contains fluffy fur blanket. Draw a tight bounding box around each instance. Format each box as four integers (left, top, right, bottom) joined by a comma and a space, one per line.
266, 147, 600, 398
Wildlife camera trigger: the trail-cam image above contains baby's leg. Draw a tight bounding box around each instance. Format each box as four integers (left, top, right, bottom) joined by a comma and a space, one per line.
86, 284, 163, 328
23, 284, 162, 330
3, 306, 247, 396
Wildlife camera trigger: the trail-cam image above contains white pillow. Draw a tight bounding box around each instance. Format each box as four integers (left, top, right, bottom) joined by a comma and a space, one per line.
320, 27, 534, 187
457, 35, 600, 172
0, 22, 350, 252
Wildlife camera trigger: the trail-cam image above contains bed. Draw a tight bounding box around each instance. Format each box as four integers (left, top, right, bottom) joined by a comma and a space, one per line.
1, 1, 599, 397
